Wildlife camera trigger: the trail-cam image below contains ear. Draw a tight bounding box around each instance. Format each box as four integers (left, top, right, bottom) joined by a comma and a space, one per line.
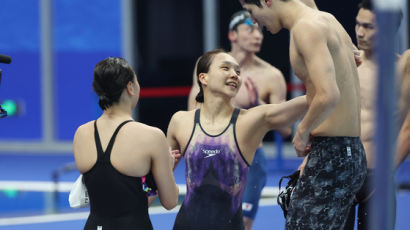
126, 81, 135, 96
265, 0, 272, 7
228, 30, 237, 42
198, 73, 208, 86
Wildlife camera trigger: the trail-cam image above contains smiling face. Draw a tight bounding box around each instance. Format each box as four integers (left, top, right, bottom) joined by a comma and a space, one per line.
200, 53, 242, 99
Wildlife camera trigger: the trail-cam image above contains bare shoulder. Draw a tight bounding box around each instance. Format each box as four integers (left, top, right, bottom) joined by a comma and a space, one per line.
398, 50, 410, 79
74, 121, 94, 140
399, 50, 410, 68
254, 57, 284, 80
401, 49, 410, 59
123, 121, 166, 141
170, 110, 196, 124
292, 16, 327, 45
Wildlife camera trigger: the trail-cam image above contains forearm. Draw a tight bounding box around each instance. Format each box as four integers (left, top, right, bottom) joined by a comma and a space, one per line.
266, 96, 308, 129
298, 94, 339, 135
277, 127, 292, 138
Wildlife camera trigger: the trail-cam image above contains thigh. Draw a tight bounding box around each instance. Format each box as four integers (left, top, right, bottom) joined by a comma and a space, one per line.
286, 145, 365, 230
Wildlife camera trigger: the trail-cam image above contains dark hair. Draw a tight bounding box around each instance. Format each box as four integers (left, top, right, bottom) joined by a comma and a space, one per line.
242, 0, 263, 8
195, 49, 226, 103
92, 57, 135, 110
358, 0, 373, 11
358, 0, 402, 31
229, 10, 252, 31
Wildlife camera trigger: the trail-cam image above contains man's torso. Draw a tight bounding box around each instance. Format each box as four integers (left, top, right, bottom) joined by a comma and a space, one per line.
358, 59, 377, 167
289, 11, 361, 137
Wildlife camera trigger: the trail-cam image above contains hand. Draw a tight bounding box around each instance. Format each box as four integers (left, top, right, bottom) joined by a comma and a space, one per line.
297, 156, 308, 176
244, 77, 259, 107
169, 148, 182, 170
354, 49, 362, 67
292, 129, 310, 157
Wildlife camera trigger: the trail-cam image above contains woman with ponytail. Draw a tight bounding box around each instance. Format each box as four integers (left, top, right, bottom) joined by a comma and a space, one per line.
73, 57, 179, 230
168, 49, 308, 230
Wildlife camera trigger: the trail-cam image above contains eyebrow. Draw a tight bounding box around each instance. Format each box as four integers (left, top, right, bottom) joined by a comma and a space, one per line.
355, 19, 374, 25
221, 61, 240, 71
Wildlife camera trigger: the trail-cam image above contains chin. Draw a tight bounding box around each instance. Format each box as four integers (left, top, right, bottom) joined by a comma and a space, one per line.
229, 91, 238, 98
358, 45, 369, 51
269, 27, 281, 34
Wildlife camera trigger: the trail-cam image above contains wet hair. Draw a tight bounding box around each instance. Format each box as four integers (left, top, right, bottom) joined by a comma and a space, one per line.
242, 0, 263, 8
358, 0, 373, 11
92, 57, 136, 110
229, 10, 253, 31
358, 0, 403, 32
242, 0, 288, 7
195, 49, 226, 103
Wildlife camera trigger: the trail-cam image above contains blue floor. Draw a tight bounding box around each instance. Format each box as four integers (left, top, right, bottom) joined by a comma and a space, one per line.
1, 153, 409, 229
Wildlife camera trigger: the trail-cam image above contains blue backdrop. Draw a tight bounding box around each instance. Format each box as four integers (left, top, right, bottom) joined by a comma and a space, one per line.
0, 0, 122, 141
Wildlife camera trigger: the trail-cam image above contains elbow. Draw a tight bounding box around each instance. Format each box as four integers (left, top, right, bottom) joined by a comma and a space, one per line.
322, 89, 340, 109
278, 127, 292, 138
161, 186, 179, 210
162, 201, 178, 210
161, 198, 178, 210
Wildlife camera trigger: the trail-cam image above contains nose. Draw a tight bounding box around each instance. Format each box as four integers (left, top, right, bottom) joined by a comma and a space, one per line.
230, 73, 238, 80
253, 29, 263, 40
356, 25, 364, 38
230, 70, 239, 80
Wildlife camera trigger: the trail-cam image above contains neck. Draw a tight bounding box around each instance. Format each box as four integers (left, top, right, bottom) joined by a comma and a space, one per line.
363, 49, 375, 62
280, 1, 311, 30
229, 48, 255, 68
101, 103, 133, 120
202, 94, 234, 123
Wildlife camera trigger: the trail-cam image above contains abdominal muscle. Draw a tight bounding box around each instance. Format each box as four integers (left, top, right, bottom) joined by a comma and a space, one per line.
305, 84, 361, 137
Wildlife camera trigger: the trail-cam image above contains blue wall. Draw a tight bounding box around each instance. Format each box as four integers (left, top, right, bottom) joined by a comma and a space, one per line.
0, 0, 122, 141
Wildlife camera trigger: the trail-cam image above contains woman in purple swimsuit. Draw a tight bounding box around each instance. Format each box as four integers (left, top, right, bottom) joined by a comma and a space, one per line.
167, 49, 308, 230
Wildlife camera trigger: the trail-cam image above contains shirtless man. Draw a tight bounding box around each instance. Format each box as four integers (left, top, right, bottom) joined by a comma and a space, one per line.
188, 11, 289, 230
395, 50, 410, 168
241, 0, 367, 228
343, 1, 409, 229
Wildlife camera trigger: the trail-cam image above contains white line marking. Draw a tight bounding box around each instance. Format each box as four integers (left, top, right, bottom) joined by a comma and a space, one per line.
0, 181, 279, 196
0, 198, 278, 226
0, 180, 280, 226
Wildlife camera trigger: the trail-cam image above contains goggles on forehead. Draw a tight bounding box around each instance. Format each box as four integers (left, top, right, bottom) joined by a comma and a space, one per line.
229, 11, 255, 30
243, 18, 254, 27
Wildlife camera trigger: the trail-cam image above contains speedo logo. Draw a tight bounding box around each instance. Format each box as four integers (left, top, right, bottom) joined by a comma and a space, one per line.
202, 148, 221, 158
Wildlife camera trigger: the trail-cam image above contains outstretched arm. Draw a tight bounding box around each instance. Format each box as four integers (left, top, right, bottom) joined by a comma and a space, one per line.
237, 95, 308, 163
244, 95, 308, 140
